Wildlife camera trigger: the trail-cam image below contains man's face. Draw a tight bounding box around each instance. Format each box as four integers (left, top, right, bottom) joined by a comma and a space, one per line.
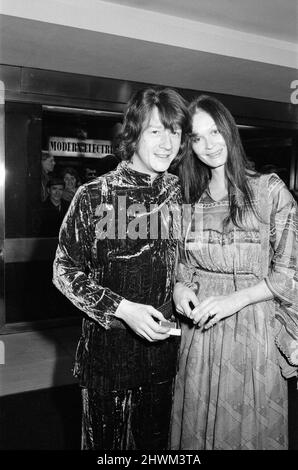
85, 168, 97, 181
48, 184, 64, 205
42, 156, 55, 174
130, 106, 182, 178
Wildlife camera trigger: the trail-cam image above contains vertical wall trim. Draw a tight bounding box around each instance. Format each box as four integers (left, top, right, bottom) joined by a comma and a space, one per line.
0, 80, 5, 326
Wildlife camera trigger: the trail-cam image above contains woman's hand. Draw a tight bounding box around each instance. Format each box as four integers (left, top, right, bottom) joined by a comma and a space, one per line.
188, 280, 273, 330
173, 282, 200, 318
190, 293, 247, 329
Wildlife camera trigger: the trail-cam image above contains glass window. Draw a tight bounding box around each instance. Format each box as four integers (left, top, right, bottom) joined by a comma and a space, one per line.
239, 125, 298, 199
39, 108, 122, 238
3, 104, 123, 326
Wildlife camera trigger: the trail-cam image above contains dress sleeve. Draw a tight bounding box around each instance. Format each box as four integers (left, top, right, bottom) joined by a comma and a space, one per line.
53, 185, 124, 329
265, 175, 298, 366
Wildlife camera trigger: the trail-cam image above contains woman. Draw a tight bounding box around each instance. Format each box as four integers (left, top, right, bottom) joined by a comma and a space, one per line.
170, 95, 298, 450
61, 166, 80, 202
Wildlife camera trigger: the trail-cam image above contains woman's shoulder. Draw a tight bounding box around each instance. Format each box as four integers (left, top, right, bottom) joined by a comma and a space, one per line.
259, 172, 288, 195
247, 172, 296, 208
260, 172, 284, 190
257, 173, 296, 208
247, 172, 284, 191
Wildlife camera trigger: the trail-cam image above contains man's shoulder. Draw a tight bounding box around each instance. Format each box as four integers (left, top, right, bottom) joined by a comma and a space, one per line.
77, 169, 122, 205
165, 172, 179, 185
164, 173, 182, 206
164, 173, 181, 197
83, 169, 119, 190
165, 173, 182, 196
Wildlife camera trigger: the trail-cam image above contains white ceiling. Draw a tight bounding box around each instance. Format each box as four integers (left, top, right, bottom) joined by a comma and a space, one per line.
0, 0, 297, 103
105, 0, 298, 42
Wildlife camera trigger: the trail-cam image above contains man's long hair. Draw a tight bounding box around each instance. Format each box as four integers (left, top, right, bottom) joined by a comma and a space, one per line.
177, 94, 259, 228
117, 87, 189, 161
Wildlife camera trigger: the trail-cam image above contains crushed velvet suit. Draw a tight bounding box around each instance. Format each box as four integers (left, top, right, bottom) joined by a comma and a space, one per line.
53, 161, 181, 449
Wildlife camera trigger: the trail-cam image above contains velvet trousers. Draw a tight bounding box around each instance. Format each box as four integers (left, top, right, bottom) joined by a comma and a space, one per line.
81, 379, 174, 450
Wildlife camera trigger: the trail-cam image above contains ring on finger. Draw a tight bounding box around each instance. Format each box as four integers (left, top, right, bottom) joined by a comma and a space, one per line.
209, 314, 218, 327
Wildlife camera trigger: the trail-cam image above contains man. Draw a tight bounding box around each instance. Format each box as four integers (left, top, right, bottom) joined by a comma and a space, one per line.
40, 177, 69, 236
53, 87, 189, 450
82, 166, 97, 183
41, 151, 56, 202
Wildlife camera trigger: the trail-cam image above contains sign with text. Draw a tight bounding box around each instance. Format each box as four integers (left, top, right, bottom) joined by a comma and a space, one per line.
49, 137, 113, 158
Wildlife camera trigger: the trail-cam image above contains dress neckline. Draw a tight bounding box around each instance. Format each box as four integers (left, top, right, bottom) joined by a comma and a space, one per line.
205, 187, 228, 203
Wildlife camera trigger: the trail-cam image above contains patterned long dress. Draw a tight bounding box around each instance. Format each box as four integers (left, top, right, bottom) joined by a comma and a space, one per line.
170, 174, 298, 450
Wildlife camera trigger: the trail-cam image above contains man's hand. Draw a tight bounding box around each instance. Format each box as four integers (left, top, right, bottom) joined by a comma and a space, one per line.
114, 299, 171, 342
173, 282, 199, 318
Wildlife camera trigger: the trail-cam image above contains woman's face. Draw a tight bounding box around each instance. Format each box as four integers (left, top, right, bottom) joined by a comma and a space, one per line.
64, 173, 76, 190
191, 109, 227, 169
42, 156, 55, 173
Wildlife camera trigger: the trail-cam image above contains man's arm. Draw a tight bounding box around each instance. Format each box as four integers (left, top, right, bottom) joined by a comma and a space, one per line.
53, 185, 123, 329
53, 184, 171, 340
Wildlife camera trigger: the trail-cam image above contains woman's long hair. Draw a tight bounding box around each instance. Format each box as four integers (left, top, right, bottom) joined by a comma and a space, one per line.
177, 95, 259, 228
117, 87, 190, 161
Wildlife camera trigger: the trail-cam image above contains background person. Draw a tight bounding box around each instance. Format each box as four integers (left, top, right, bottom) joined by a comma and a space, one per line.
41, 151, 56, 202
170, 94, 298, 450
82, 166, 97, 183
53, 87, 189, 450
61, 166, 80, 202
40, 177, 70, 237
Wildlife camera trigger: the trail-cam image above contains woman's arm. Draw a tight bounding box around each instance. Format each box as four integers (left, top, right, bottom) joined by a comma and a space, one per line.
173, 239, 200, 317
191, 279, 273, 329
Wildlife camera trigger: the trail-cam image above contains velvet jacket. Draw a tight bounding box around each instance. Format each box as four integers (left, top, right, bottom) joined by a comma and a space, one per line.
53, 162, 182, 391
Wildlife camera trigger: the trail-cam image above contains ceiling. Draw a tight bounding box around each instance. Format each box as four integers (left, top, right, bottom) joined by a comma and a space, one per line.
105, 0, 298, 42
0, 0, 297, 103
